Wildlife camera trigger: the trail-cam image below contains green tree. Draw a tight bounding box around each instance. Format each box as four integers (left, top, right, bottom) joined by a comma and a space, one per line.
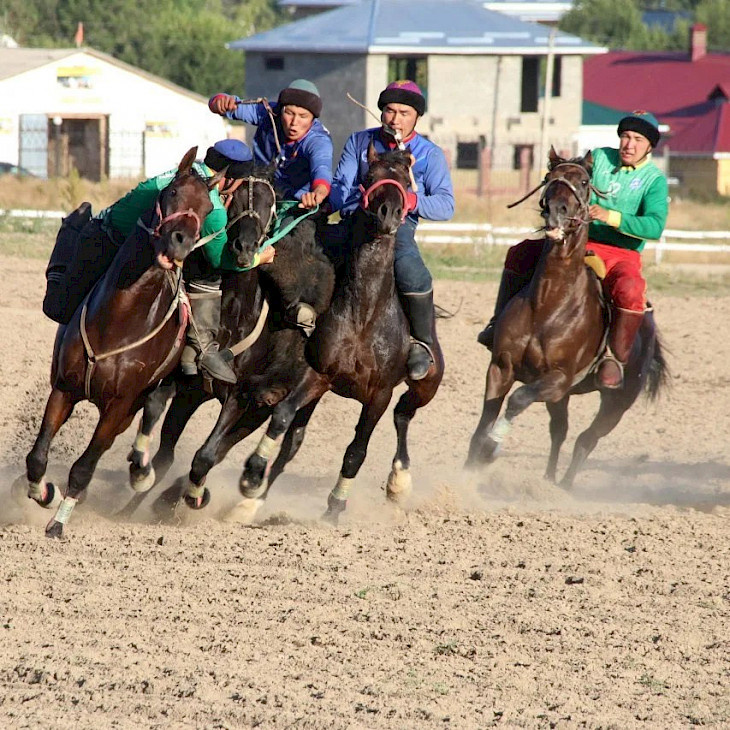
695, 0, 730, 51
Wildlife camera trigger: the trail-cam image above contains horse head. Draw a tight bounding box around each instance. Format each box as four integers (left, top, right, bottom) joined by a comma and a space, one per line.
360, 143, 413, 235
539, 147, 594, 250
225, 164, 277, 270
154, 146, 221, 270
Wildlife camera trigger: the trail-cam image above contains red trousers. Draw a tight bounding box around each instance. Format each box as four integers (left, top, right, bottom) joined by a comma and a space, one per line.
504, 239, 646, 312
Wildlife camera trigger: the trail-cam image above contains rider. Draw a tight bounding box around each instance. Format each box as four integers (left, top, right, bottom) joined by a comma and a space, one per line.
85, 139, 273, 384
477, 110, 668, 389
208, 79, 334, 330
326, 80, 455, 380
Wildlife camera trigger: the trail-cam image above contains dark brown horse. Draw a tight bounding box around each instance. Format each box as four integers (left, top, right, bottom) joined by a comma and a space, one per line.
229, 145, 445, 524
21, 147, 222, 537
466, 149, 668, 487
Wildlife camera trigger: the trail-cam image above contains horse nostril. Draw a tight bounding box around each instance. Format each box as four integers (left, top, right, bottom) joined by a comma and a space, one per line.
171, 230, 184, 246
379, 203, 389, 218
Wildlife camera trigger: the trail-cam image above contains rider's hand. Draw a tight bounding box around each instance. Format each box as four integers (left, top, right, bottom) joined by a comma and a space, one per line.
298, 184, 329, 210
208, 94, 239, 115
259, 247, 276, 265
588, 204, 610, 223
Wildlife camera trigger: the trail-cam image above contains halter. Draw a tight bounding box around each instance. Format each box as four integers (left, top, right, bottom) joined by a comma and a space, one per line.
149, 199, 202, 240
538, 162, 593, 228
226, 176, 277, 248
359, 177, 411, 223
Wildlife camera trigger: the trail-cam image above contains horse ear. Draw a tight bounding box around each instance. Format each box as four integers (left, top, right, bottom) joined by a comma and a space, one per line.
548, 145, 560, 170
367, 140, 379, 166
582, 150, 594, 175
208, 166, 227, 190
179, 146, 198, 174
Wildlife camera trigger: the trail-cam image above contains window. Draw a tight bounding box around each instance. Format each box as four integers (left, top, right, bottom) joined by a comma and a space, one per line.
264, 56, 284, 71
551, 56, 562, 98
513, 145, 534, 171
387, 56, 428, 103
521, 57, 539, 113
457, 142, 479, 170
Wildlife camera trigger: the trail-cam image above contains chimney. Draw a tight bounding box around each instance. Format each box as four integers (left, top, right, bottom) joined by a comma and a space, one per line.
690, 23, 707, 62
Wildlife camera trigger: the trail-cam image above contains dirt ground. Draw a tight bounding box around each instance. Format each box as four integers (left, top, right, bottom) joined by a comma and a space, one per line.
1, 254, 729, 729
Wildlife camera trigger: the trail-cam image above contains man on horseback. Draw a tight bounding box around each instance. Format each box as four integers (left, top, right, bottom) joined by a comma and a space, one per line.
477, 111, 668, 389
326, 80, 455, 380
208, 80, 334, 332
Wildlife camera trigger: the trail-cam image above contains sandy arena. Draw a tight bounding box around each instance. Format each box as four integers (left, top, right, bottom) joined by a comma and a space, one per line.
1, 254, 729, 728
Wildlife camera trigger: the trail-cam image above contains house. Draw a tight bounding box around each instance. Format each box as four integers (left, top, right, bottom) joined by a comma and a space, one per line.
227, 0, 605, 187
0, 47, 229, 180
583, 24, 730, 197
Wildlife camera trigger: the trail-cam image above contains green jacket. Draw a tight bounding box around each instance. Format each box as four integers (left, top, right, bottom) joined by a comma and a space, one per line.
97, 162, 254, 271
588, 147, 669, 252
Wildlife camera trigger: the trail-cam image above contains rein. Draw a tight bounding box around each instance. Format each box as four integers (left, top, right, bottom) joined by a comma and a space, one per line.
359, 178, 411, 223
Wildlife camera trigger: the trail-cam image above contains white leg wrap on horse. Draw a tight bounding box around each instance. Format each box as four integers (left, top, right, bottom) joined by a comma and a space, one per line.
185, 480, 205, 499
28, 477, 47, 501
256, 434, 278, 460
54, 496, 78, 525
133, 432, 151, 454
491, 417, 511, 444
332, 474, 353, 501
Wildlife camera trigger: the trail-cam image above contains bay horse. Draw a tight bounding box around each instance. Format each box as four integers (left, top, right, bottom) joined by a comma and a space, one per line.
21, 147, 222, 538
125, 164, 334, 513
232, 144, 445, 524
466, 148, 668, 487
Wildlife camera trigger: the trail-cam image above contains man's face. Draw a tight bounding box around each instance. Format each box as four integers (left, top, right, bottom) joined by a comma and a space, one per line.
381, 102, 418, 140
619, 130, 652, 166
280, 105, 314, 142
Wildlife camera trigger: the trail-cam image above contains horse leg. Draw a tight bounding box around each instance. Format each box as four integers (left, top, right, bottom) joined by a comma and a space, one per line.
559, 392, 630, 490
45, 400, 136, 539
545, 397, 570, 483
466, 359, 514, 467
265, 396, 323, 490
23, 387, 76, 509
178, 399, 271, 511
128, 378, 176, 492
152, 379, 211, 483
324, 391, 393, 525
386, 375, 441, 504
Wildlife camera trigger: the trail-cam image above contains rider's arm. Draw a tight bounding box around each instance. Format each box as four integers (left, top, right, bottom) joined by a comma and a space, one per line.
328, 133, 361, 213
609, 175, 669, 243
208, 94, 264, 125
197, 207, 229, 269
413, 146, 455, 221
298, 133, 333, 200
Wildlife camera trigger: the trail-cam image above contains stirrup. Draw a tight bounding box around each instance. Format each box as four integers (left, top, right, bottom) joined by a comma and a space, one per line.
407, 340, 435, 381
596, 353, 624, 389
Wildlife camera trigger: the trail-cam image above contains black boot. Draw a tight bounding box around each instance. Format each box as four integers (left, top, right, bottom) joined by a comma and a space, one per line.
186, 294, 237, 384
401, 290, 435, 381
477, 269, 531, 350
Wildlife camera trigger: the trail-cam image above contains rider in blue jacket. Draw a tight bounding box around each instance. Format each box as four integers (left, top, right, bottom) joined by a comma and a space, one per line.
328, 80, 455, 380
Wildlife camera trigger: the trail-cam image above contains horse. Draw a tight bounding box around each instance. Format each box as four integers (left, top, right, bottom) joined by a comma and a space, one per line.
20, 147, 222, 538
466, 148, 669, 487
125, 164, 335, 513
233, 144, 445, 524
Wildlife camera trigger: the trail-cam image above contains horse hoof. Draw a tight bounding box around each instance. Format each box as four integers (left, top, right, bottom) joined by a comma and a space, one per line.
34, 481, 59, 508
224, 498, 264, 525
45, 519, 64, 539
386, 465, 412, 504
239, 474, 268, 500
183, 488, 210, 510
130, 466, 156, 493
322, 494, 347, 525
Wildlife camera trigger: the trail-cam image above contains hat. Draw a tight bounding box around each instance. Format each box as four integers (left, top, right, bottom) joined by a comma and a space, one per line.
204, 139, 254, 178
277, 79, 322, 118
377, 80, 426, 116
617, 111, 661, 147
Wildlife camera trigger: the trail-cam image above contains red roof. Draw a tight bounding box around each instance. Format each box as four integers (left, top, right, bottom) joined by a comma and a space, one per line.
584, 51, 730, 154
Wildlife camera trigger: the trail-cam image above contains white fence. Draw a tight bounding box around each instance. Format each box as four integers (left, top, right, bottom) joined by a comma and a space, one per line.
5, 209, 730, 265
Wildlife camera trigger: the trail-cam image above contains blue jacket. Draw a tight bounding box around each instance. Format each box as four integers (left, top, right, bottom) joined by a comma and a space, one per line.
329, 127, 455, 223
221, 98, 333, 201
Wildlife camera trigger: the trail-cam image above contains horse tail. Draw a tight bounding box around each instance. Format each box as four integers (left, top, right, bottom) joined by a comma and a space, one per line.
644, 328, 670, 402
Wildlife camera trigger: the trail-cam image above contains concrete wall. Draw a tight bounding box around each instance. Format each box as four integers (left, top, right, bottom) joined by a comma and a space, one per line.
671, 156, 726, 198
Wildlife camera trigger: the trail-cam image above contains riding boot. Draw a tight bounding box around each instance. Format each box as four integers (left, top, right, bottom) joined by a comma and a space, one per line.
477, 268, 531, 350
184, 293, 237, 384
401, 290, 435, 381
596, 308, 644, 389
284, 302, 317, 337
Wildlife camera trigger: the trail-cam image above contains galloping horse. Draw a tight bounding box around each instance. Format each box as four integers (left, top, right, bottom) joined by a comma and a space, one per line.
22, 147, 221, 537
235, 144, 445, 524
127, 164, 334, 511
466, 148, 668, 487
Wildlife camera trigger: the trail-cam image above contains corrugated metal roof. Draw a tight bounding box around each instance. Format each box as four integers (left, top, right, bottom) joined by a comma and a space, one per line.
230, 0, 605, 55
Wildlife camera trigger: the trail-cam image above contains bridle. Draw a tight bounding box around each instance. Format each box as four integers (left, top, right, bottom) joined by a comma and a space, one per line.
224, 176, 277, 247
538, 163, 594, 228
359, 176, 412, 223
139, 197, 203, 242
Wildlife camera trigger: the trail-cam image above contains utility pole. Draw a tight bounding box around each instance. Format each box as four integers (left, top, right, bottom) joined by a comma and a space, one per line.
538, 28, 556, 177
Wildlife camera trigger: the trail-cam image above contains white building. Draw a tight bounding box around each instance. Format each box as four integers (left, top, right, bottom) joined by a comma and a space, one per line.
0, 47, 229, 180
